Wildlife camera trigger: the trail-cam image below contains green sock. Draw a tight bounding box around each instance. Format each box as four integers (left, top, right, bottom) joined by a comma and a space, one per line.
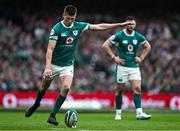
133, 94, 141, 109
34, 89, 46, 105
51, 95, 66, 116
116, 95, 122, 109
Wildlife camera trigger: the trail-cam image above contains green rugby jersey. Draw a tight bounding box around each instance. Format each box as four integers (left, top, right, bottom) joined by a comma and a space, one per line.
49, 21, 89, 66
110, 29, 146, 68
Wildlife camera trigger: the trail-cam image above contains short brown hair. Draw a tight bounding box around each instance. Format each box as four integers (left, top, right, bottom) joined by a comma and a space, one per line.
64, 5, 77, 16
126, 16, 136, 21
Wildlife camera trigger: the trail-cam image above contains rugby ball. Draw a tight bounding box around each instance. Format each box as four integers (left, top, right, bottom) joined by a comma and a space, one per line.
64, 109, 78, 128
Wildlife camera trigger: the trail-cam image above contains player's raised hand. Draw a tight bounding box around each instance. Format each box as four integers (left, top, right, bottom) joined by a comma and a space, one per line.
43, 68, 52, 78
135, 56, 143, 63
113, 56, 125, 65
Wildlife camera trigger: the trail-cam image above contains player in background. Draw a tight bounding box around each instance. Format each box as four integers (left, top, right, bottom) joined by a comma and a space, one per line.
102, 16, 151, 120
25, 5, 134, 125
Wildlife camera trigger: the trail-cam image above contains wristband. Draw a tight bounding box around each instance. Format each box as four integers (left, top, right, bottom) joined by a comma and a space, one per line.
45, 66, 51, 69
111, 55, 115, 60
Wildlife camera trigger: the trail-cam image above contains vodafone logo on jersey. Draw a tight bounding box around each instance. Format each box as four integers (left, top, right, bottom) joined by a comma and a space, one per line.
128, 45, 133, 51
66, 37, 74, 44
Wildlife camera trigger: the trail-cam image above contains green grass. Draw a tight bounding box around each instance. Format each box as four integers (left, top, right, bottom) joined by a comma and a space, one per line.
0, 111, 180, 130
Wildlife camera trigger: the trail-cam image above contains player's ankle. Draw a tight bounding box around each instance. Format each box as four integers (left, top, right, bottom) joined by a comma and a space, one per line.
136, 108, 143, 113
136, 108, 143, 114
50, 113, 56, 117
116, 109, 122, 114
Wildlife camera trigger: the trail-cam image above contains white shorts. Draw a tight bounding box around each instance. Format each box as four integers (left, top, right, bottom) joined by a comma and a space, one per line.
115, 65, 141, 83
44, 64, 74, 80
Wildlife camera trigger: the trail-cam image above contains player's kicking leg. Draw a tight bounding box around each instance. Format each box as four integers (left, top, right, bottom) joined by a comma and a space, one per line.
25, 103, 40, 117
25, 79, 52, 117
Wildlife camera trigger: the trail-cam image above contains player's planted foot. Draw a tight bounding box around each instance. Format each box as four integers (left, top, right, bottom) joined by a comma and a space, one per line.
25, 103, 40, 117
136, 112, 151, 120
115, 115, 122, 120
47, 114, 59, 126
115, 112, 122, 120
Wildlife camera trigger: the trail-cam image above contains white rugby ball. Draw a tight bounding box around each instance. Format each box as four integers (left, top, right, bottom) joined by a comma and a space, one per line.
64, 109, 78, 128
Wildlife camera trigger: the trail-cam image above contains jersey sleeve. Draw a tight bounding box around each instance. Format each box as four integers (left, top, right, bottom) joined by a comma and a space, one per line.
79, 22, 90, 32
108, 32, 120, 46
138, 33, 147, 45
49, 24, 59, 41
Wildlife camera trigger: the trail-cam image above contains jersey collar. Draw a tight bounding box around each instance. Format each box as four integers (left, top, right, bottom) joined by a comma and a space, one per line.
123, 29, 135, 37
61, 20, 74, 28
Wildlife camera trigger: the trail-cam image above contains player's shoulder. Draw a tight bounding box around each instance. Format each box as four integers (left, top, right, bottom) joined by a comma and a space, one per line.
74, 21, 88, 26
114, 30, 124, 37
52, 22, 61, 30
73, 21, 89, 31
118, 30, 124, 34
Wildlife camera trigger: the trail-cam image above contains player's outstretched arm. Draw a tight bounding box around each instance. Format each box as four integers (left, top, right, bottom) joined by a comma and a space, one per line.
89, 21, 134, 31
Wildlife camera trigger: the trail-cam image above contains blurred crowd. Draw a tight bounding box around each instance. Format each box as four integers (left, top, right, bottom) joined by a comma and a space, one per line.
0, 13, 180, 94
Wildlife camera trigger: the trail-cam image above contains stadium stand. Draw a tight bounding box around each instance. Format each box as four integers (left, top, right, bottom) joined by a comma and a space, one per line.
0, 2, 179, 94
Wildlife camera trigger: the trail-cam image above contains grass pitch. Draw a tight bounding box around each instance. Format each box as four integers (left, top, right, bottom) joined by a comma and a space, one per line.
0, 110, 180, 130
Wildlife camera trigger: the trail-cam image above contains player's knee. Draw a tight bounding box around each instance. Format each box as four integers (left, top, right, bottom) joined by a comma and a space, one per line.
61, 85, 70, 96
133, 86, 141, 94
116, 88, 123, 96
